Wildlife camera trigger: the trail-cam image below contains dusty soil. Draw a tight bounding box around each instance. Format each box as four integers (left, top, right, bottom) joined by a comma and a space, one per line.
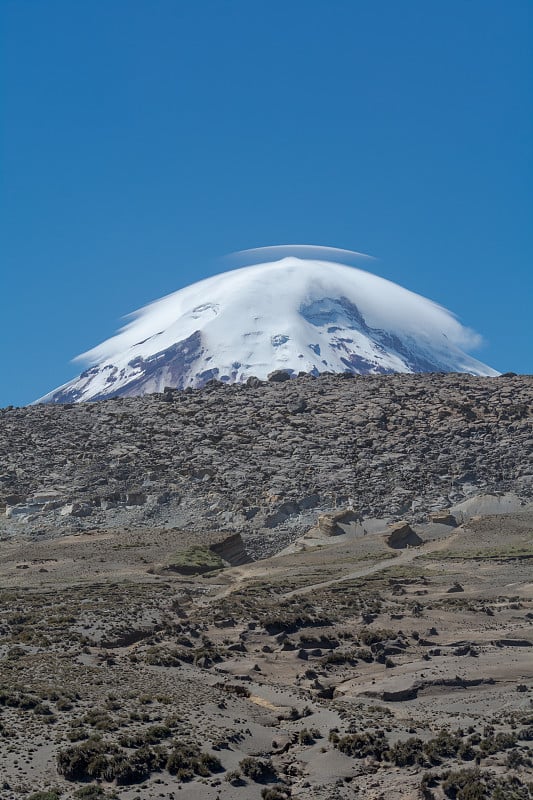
0, 507, 532, 799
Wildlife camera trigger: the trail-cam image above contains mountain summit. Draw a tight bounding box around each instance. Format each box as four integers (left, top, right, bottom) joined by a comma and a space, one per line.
38, 254, 498, 403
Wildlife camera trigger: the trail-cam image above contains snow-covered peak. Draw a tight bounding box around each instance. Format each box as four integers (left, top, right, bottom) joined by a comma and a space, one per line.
38, 254, 498, 403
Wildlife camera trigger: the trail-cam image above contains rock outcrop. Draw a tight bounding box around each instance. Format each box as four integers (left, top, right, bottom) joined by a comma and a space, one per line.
385, 521, 423, 549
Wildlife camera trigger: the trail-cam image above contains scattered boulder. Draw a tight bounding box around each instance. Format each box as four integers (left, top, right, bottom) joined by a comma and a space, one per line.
267, 369, 292, 382
317, 508, 359, 536
287, 397, 307, 414
429, 511, 457, 526
69, 502, 93, 517
386, 521, 423, 549
447, 582, 464, 593
265, 501, 302, 528
125, 488, 146, 505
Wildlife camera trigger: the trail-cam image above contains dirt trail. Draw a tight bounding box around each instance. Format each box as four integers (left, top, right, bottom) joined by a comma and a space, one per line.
282, 528, 461, 598
205, 527, 462, 605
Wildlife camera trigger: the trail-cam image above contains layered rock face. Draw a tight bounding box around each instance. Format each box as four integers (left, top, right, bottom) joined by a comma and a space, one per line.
1, 373, 531, 555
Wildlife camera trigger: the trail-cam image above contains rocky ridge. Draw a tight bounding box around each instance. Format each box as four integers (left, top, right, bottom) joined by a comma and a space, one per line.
1, 373, 531, 557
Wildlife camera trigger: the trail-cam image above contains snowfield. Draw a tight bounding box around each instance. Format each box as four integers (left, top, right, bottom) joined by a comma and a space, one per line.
38, 255, 498, 403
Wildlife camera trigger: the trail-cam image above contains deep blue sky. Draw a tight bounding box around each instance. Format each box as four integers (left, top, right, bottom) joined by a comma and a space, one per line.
1, 1, 531, 406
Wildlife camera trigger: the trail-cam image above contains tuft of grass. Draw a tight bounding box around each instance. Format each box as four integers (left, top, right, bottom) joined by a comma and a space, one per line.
167, 546, 226, 574
421, 545, 533, 561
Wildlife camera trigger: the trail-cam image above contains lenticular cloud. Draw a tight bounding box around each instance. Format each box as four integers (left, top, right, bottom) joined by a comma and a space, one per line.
39, 249, 498, 403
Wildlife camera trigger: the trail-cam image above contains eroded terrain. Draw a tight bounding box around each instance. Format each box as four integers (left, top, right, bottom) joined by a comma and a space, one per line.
1, 374, 532, 798
0, 508, 532, 799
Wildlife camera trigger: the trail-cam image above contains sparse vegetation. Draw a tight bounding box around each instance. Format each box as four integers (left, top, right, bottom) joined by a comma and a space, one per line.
421, 768, 533, 800
239, 756, 276, 783
332, 730, 389, 760
56, 736, 221, 785
1, 374, 532, 797
28, 792, 61, 800
167, 546, 226, 574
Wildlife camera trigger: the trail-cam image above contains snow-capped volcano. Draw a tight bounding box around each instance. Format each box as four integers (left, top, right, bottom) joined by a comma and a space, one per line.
38, 252, 498, 403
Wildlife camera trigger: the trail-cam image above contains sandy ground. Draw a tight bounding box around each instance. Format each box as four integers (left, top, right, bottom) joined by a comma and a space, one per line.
0, 507, 532, 799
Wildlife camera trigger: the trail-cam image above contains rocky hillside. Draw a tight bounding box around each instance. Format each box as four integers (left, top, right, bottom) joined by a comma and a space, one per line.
1, 373, 531, 555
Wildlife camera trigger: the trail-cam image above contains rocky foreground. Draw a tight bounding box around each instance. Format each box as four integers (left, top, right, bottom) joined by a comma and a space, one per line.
0, 373, 532, 800
1, 373, 532, 555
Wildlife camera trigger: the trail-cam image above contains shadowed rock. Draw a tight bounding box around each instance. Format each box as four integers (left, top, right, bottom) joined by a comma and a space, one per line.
318, 509, 360, 536
386, 521, 423, 549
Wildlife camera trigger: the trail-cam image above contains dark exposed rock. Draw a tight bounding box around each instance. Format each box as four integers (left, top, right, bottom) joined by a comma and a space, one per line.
376, 676, 496, 702
447, 582, 465, 593
494, 638, 532, 648
267, 369, 292, 382
381, 686, 419, 702
209, 533, 251, 566
385, 522, 423, 549
287, 397, 307, 414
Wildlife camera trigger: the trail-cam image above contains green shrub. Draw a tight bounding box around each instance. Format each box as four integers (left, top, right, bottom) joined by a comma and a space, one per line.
479, 731, 516, 755
166, 743, 222, 779
225, 769, 244, 786
81, 709, 118, 731
118, 724, 172, 748
442, 768, 485, 799
389, 737, 424, 766
239, 756, 275, 783
298, 728, 315, 745
67, 726, 89, 742
144, 646, 192, 666
353, 647, 373, 662
261, 789, 291, 799
57, 738, 113, 781
434, 768, 531, 800
424, 729, 463, 764
506, 749, 528, 769
56, 739, 164, 784
359, 628, 393, 646
334, 731, 388, 761
74, 787, 117, 799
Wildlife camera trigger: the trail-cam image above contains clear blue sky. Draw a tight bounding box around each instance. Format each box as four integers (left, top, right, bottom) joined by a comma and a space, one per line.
1, 0, 531, 406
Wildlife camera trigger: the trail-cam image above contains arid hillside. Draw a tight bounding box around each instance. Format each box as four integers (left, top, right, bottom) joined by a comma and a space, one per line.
1, 373, 531, 556
0, 373, 531, 799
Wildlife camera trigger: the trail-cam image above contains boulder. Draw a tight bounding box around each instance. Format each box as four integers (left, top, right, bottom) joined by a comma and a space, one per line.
386, 521, 423, 549
447, 582, 464, 593
209, 533, 251, 566
267, 369, 292, 382
287, 397, 307, 414
317, 508, 359, 536
429, 511, 457, 526
70, 502, 93, 517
